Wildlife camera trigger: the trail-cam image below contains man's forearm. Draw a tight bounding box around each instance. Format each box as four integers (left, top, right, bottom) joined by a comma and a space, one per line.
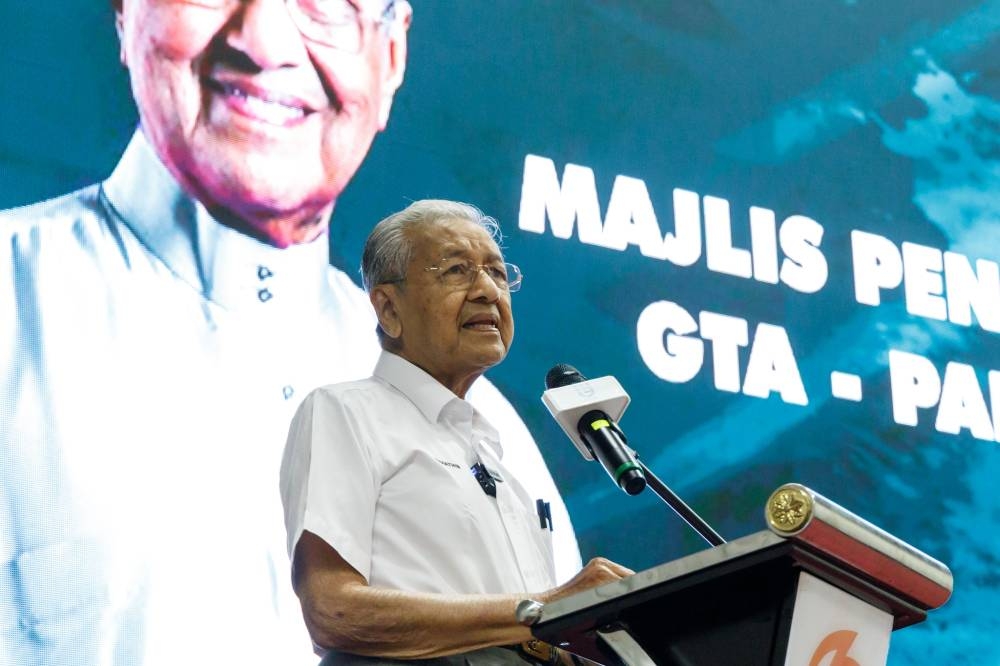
293, 530, 631, 659
302, 581, 534, 659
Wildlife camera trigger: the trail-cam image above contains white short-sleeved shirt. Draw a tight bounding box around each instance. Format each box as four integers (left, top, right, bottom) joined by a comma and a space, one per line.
0, 130, 579, 666
281, 352, 557, 595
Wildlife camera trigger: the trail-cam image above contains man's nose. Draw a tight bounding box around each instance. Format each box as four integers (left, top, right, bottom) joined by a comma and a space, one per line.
225, 0, 309, 70
467, 267, 503, 302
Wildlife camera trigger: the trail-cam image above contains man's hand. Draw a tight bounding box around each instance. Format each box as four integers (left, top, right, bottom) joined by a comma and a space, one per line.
540, 557, 635, 604
515, 558, 632, 666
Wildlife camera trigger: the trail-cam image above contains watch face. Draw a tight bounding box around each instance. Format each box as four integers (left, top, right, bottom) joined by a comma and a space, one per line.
516, 598, 544, 626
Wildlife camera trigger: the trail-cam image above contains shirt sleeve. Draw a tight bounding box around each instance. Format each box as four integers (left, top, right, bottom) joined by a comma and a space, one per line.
0, 452, 24, 666
0, 225, 30, 664
279, 386, 381, 582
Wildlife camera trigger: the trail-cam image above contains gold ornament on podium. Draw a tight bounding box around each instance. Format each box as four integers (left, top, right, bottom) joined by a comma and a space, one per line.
766, 484, 814, 533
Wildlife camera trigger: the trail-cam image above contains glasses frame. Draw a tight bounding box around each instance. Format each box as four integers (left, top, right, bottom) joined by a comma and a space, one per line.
174, 0, 397, 53
289, 0, 397, 52
423, 257, 522, 293
384, 258, 523, 293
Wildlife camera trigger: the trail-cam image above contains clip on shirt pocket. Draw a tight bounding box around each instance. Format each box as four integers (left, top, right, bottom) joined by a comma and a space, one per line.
536, 499, 552, 531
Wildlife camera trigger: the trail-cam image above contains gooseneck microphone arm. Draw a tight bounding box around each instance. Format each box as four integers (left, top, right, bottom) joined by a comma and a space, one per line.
637, 460, 726, 547
543, 363, 726, 548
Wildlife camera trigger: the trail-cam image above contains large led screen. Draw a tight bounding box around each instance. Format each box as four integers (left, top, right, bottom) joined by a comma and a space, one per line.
2, 2, 999, 664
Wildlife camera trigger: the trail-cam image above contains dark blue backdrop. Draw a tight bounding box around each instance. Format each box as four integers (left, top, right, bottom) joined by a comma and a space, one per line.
3, 2, 999, 663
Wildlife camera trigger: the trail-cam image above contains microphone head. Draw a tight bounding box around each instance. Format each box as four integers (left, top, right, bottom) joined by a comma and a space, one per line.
545, 364, 586, 389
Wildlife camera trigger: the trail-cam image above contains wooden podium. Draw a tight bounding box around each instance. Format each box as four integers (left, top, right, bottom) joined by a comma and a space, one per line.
527, 484, 952, 666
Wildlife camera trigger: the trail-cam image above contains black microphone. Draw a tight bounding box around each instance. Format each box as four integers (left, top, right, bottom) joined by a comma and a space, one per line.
545, 364, 647, 495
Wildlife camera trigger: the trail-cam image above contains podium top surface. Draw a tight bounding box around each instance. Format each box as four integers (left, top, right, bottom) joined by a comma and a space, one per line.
541, 531, 787, 623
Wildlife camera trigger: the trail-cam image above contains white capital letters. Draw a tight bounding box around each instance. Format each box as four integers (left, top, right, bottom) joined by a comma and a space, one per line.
749, 206, 778, 285
636, 301, 704, 383
743, 323, 808, 405
902, 242, 946, 321
704, 196, 753, 279
518, 155, 605, 246
779, 215, 828, 294
889, 350, 942, 427
664, 188, 702, 267
699, 311, 749, 393
602, 175, 665, 257
852, 230, 903, 306
944, 251, 1000, 333
935, 362, 994, 441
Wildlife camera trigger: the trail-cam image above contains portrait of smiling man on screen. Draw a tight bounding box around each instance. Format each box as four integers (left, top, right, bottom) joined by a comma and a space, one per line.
0, 2, 580, 664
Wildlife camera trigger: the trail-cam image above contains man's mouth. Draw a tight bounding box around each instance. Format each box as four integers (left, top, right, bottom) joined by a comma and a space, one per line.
463, 315, 499, 332
207, 79, 316, 126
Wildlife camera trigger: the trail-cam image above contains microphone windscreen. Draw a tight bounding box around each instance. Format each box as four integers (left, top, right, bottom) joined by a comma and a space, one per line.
545, 364, 585, 389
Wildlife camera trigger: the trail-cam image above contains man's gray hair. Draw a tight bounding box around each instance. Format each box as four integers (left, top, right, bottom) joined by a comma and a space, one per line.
361, 199, 502, 292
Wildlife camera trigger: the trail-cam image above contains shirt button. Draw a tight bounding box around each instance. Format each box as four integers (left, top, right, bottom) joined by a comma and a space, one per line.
257, 288, 273, 303
257, 265, 274, 280
282, 385, 295, 400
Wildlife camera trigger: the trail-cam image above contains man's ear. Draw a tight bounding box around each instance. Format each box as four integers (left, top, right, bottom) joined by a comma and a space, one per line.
370, 285, 403, 340
376, 0, 412, 129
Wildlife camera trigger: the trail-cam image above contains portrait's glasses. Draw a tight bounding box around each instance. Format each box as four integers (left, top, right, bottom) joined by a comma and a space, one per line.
176, 0, 397, 53
423, 258, 523, 293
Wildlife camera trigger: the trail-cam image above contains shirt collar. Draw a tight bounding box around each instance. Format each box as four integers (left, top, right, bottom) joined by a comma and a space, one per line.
101, 129, 332, 314
373, 351, 501, 456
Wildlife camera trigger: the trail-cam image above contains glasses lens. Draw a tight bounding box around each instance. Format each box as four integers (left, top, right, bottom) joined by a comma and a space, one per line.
292, 0, 363, 51
504, 263, 522, 292
434, 259, 471, 287
431, 260, 521, 292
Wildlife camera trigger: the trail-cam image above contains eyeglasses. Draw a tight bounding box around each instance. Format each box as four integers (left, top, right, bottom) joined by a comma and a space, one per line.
421, 257, 523, 293
175, 0, 397, 53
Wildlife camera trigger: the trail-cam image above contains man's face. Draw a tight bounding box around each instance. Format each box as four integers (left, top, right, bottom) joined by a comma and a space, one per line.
387, 217, 515, 396
116, 0, 410, 246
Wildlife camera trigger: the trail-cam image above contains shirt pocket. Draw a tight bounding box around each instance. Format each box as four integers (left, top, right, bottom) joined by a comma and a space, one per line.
522, 500, 558, 589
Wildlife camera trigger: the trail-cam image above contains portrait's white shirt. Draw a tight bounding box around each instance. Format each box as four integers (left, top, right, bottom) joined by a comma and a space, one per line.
0, 131, 580, 666
282, 351, 556, 602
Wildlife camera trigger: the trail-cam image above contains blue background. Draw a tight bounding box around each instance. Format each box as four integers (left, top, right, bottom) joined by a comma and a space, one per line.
2, 2, 999, 663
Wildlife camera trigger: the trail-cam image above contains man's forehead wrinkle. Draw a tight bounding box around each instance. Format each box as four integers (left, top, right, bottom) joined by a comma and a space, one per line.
438, 243, 503, 263
410, 219, 503, 263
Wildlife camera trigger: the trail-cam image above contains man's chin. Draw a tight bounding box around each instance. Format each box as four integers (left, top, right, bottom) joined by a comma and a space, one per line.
471, 346, 509, 371
205, 192, 332, 247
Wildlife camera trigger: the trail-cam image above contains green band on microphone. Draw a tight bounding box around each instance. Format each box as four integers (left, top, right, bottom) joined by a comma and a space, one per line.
590, 419, 611, 430
613, 461, 641, 483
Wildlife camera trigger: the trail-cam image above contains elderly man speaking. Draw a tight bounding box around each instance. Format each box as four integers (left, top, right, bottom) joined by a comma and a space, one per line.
281, 200, 632, 664
0, 2, 578, 665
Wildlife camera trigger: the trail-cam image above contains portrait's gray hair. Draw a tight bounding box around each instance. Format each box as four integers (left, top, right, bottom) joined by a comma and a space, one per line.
361, 199, 502, 292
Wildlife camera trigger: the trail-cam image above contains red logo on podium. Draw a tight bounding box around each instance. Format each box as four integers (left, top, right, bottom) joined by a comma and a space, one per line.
808, 629, 860, 666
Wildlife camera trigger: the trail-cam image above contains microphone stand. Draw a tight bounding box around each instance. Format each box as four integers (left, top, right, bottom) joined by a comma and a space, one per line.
638, 460, 726, 547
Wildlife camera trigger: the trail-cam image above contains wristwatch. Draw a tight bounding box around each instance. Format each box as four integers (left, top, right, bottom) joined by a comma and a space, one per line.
515, 598, 545, 626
